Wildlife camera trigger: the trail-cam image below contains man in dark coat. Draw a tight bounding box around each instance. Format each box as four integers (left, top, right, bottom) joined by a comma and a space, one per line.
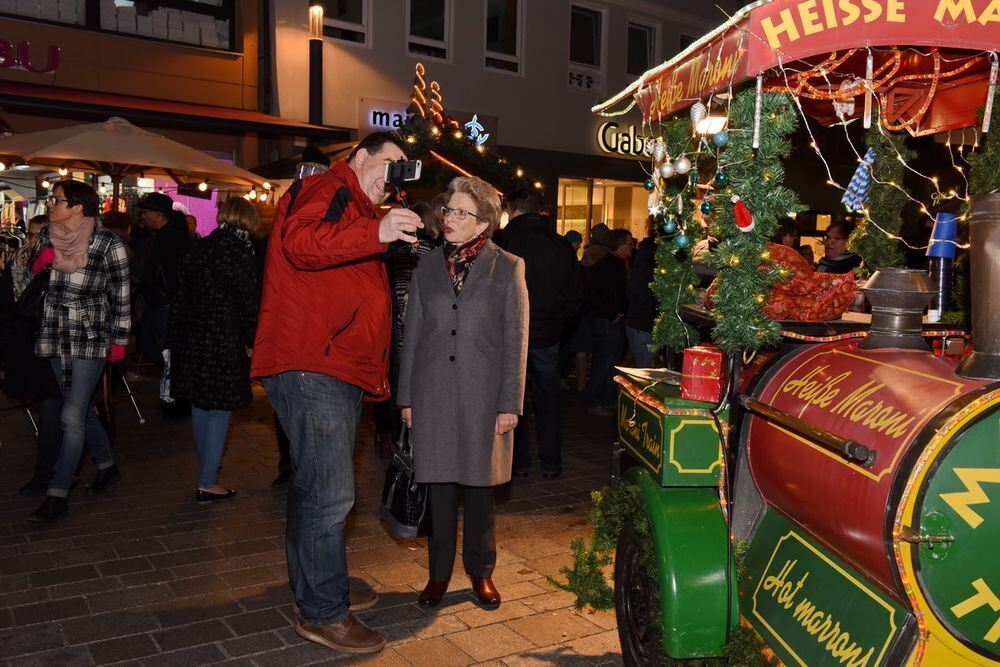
626, 233, 658, 368
135, 193, 192, 374
584, 229, 633, 416
495, 189, 581, 479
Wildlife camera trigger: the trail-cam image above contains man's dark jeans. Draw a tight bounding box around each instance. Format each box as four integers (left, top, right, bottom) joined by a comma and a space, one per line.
513, 343, 562, 474
587, 317, 626, 409
262, 371, 363, 626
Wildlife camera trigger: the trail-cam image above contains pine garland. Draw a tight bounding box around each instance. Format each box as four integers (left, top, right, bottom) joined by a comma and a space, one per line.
710, 91, 803, 353
848, 127, 908, 273
651, 116, 702, 351
968, 90, 1000, 195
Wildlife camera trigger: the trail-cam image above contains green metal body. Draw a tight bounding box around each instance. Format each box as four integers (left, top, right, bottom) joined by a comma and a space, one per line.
741, 509, 909, 667
617, 382, 724, 487
624, 466, 738, 659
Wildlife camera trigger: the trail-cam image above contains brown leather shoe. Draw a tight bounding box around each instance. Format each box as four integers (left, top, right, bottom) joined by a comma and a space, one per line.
350, 579, 379, 611
418, 580, 449, 607
295, 614, 386, 654
471, 576, 501, 610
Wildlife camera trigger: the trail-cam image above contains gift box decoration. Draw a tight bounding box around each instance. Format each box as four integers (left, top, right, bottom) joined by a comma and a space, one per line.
681, 345, 725, 403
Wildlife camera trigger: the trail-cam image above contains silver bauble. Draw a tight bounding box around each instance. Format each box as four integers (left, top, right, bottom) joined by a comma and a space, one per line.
674, 156, 692, 175
690, 102, 708, 128
658, 161, 676, 179
652, 139, 667, 163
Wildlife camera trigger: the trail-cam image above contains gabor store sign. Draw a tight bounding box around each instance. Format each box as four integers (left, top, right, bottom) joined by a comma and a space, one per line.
0, 40, 60, 73
596, 121, 654, 158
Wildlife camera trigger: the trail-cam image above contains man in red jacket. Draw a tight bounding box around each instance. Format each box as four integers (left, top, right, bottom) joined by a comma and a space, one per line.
252, 132, 422, 655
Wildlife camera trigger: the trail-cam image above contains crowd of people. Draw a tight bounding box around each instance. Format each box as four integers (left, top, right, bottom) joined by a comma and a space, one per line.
0, 129, 869, 657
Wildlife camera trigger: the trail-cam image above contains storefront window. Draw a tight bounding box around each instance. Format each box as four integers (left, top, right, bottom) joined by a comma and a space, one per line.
1, 0, 236, 50
557, 177, 651, 243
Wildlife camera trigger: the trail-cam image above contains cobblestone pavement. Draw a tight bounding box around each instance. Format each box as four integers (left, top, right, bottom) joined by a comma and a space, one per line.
0, 376, 624, 666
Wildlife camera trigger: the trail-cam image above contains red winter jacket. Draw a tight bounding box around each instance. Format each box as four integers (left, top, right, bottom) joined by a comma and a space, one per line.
251, 160, 390, 398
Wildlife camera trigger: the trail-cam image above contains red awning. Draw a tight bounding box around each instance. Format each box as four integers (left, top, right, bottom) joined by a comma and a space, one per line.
0, 81, 346, 141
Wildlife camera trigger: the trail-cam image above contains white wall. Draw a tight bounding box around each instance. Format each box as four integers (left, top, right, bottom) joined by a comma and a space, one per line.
272, 0, 740, 157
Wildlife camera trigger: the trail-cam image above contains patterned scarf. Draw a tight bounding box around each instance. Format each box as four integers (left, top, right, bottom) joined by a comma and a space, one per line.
445, 234, 488, 295
219, 222, 252, 249
49, 216, 95, 273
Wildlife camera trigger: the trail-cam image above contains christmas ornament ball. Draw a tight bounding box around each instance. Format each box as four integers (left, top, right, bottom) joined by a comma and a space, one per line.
661, 218, 678, 234
643, 178, 656, 192
674, 156, 692, 175
714, 170, 729, 187
690, 102, 708, 127
712, 131, 730, 148
658, 162, 675, 179
700, 200, 715, 215
674, 233, 690, 249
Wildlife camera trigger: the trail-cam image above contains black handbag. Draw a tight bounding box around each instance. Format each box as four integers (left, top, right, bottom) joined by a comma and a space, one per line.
379, 426, 432, 540
14, 269, 50, 325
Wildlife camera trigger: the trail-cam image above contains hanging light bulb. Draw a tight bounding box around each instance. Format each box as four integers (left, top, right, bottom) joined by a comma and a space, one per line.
0, 161, 5, 171
259, 191, 268, 202
263, 181, 272, 190
198, 180, 209, 192
41, 179, 51, 189
98, 184, 107, 195
58, 167, 68, 176
248, 188, 257, 200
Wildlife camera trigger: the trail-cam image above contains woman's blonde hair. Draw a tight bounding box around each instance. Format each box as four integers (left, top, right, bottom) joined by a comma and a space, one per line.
446, 177, 501, 236
217, 197, 259, 232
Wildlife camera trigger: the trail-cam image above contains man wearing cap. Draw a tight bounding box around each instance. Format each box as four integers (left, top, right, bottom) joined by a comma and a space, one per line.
135, 192, 192, 376
252, 132, 422, 655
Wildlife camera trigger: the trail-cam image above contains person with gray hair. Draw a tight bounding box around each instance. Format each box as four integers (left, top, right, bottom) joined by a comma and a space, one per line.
398, 176, 529, 611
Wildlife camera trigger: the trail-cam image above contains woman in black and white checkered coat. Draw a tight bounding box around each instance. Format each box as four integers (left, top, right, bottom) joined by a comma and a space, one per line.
29, 180, 131, 523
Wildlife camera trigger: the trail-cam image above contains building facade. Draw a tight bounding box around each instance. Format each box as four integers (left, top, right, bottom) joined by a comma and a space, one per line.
272, 0, 742, 240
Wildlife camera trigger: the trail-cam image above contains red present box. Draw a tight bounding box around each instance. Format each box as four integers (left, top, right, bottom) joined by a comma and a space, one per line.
681, 345, 725, 403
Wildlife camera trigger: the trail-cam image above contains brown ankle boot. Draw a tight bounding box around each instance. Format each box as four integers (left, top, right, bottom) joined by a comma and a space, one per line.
295, 614, 386, 654
471, 576, 501, 610
419, 580, 449, 607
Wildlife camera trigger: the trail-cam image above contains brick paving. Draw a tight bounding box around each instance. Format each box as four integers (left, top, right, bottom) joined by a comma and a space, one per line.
0, 376, 624, 666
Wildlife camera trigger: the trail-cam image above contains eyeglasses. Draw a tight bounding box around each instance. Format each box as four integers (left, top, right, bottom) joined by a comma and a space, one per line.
441, 206, 482, 221
47, 196, 70, 206
823, 234, 845, 242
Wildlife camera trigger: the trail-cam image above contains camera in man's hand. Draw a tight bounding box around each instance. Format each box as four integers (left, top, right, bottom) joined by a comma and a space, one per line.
384, 159, 422, 187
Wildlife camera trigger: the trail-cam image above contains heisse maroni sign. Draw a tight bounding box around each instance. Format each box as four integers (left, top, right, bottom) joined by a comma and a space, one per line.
596, 121, 654, 158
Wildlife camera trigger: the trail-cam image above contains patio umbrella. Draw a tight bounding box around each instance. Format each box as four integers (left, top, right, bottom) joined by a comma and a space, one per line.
0, 116, 266, 206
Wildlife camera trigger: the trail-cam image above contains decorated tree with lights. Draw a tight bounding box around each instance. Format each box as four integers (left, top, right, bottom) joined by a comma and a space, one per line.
847, 126, 909, 273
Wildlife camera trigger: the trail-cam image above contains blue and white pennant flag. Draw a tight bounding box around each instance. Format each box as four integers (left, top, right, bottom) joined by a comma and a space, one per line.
841, 147, 875, 212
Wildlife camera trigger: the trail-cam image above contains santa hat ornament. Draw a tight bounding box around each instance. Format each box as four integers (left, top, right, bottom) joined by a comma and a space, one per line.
731, 196, 755, 233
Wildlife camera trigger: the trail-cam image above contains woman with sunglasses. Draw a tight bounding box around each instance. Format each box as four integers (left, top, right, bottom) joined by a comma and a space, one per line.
29, 180, 130, 522
397, 176, 529, 610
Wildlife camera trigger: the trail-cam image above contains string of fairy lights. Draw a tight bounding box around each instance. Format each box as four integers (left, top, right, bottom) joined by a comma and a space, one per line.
598, 15, 997, 255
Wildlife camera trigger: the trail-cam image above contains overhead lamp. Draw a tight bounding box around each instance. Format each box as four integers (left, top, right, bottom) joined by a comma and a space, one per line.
0, 161, 5, 171
58, 167, 68, 176
98, 184, 107, 195
198, 180, 209, 192
695, 114, 728, 136
41, 179, 51, 189
248, 188, 257, 200
309, 0, 324, 40
259, 191, 268, 202
262, 181, 272, 190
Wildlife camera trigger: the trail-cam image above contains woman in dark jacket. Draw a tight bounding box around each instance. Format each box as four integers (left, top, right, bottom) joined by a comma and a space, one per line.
169, 198, 259, 503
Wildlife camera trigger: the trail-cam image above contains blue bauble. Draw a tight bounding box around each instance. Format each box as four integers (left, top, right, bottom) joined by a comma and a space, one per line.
714, 170, 729, 187
661, 218, 678, 234
643, 178, 656, 192
674, 233, 690, 249
700, 200, 715, 216
713, 131, 730, 148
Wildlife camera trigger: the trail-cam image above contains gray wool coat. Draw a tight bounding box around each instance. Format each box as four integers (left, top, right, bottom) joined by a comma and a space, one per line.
397, 240, 529, 487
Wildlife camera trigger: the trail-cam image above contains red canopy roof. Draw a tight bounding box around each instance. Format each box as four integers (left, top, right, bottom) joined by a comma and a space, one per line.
593, 0, 997, 136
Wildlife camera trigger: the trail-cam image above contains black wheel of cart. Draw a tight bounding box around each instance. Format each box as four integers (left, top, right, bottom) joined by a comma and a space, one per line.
615, 520, 665, 666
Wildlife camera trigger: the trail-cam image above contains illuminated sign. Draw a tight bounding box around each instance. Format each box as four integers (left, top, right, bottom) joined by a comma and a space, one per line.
464, 114, 489, 146
0, 40, 60, 73
596, 121, 655, 158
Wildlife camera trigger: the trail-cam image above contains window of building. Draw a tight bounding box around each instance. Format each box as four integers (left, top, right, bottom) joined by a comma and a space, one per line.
408, 0, 449, 61
322, 0, 369, 46
2, 0, 237, 50
627, 21, 656, 76
484, 0, 522, 73
557, 178, 649, 242
568, 3, 605, 93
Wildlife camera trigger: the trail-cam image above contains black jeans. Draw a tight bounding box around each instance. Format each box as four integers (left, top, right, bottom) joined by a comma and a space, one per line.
29, 396, 63, 486
427, 484, 496, 582
587, 317, 626, 409
513, 343, 562, 474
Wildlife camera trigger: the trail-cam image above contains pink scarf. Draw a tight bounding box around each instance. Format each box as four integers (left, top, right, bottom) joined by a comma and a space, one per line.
49, 217, 95, 273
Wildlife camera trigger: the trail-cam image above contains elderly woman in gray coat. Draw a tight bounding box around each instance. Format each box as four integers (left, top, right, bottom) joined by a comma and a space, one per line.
397, 176, 529, 611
